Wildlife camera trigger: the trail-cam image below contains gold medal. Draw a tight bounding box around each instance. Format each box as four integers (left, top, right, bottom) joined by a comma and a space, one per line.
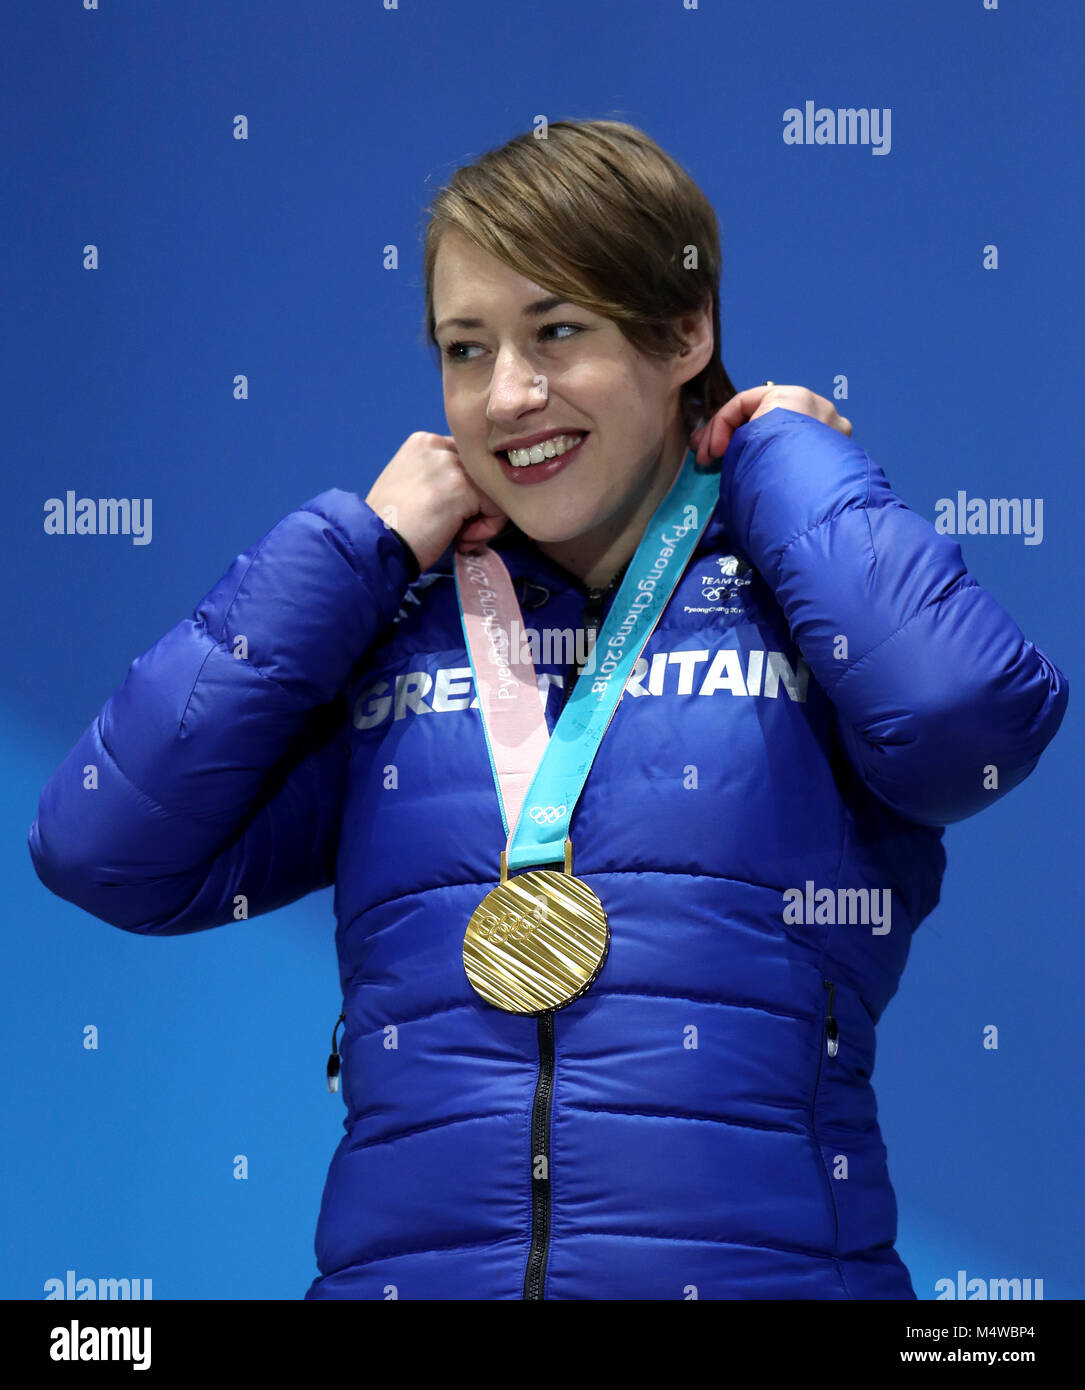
464, 839, 609, 1014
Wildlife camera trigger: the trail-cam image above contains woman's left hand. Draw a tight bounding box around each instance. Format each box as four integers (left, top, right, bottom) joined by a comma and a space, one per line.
690, 385, 852, 467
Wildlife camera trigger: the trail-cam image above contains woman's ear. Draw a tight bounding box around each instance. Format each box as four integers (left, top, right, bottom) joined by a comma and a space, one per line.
675, 298, 713, 358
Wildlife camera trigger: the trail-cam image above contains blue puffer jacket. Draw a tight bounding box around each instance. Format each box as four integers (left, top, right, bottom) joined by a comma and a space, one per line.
29, 409, 1068, 1300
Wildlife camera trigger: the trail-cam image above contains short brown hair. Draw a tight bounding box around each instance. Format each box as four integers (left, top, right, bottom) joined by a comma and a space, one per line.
421, 119, 738, 431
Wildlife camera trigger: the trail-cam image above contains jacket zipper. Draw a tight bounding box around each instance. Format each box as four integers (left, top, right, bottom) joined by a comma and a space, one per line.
523, 1009, 556, 1298
823, 979, 839, 1059
813, 980, 842, 1263
522, 574, 616, 1300
326, 1010, 346, 1091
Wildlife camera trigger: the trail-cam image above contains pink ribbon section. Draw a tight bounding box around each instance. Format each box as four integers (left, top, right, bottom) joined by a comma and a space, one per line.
454, 543, 552, 855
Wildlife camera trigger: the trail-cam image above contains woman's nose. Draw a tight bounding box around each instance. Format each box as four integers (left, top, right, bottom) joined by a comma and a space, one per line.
488, 347, 549, 415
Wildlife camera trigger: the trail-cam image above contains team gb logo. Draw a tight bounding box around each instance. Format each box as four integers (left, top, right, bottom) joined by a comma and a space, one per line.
701, 554, 749, 603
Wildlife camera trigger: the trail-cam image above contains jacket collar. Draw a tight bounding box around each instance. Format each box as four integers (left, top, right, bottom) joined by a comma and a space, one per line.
429, 494, 731, 600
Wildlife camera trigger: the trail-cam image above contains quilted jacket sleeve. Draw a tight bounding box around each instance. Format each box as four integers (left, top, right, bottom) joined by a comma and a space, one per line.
718, 408, 1069, 827
28, 490, 413, 935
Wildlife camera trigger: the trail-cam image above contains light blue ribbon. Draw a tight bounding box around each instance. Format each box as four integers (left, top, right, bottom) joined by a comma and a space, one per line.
458, 447, 719, 872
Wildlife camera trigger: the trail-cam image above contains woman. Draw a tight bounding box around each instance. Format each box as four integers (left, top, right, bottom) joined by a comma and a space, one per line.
29, 119, 1068, 1300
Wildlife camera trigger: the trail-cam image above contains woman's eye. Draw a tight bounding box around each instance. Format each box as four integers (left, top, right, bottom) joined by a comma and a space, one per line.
442, 322, 583, 363
540, 321, 582, 341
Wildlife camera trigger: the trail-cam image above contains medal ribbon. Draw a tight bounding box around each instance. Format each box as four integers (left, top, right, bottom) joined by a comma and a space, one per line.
455, 446, 718, 873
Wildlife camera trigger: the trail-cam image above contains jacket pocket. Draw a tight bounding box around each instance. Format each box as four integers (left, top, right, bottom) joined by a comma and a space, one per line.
823, 979, 839, 1059
326, 1009, 346, 1092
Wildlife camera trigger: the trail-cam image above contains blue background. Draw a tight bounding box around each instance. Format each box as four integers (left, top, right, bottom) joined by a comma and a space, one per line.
3, 0, 1080, 1299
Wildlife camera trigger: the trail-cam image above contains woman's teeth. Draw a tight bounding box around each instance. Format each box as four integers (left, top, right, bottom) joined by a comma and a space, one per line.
506, 432, 585, 467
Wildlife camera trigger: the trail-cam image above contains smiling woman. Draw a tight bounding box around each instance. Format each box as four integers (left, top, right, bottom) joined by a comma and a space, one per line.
28, 117, 1069, 1304
428, 227, 708, 586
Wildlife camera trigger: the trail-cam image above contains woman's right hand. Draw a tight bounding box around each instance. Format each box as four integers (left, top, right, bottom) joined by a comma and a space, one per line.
365, 432, 510, 573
